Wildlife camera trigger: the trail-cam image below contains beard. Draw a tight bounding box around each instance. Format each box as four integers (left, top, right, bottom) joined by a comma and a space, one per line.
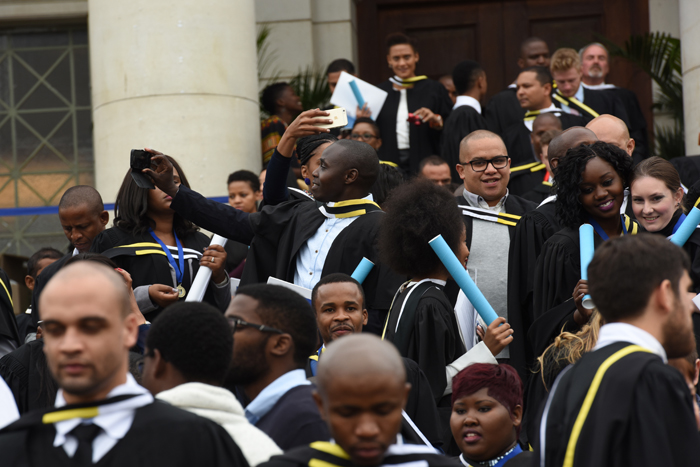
223, 335, 270, 387
586, 67, 604, 79
662, 297, 695, 359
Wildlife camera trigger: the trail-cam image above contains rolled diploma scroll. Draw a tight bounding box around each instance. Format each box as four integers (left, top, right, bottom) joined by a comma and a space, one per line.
579, 224, 595, 310
185, 234, 228, 302
351, 257, 374, 284
349, 80, 366, 109
428, 234, 498, 325
670, 206, 700, 247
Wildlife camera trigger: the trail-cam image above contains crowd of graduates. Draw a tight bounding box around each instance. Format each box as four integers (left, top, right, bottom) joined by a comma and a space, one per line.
0, 31, 699, 467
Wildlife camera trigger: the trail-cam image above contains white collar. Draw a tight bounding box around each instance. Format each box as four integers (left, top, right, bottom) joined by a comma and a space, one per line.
324, 193, 374, 207
462, 188, 508, 212
582, 82, 616, 90
54, 373, 153, 447
453, 95, 481, 114
593, 322, 667, 363
72, 248, 79, 256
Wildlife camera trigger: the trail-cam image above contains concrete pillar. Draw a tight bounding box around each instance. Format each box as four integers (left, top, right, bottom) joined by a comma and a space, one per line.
680, 0, 700, 155
88, 0, 260, 202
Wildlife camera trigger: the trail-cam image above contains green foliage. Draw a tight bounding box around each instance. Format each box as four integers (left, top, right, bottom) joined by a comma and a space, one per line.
289, 66, 332, 111
602, 32, 684, 158
256, 24, 280, 86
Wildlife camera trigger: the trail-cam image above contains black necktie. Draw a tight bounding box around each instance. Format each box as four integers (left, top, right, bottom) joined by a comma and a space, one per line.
70, 423, 102, 465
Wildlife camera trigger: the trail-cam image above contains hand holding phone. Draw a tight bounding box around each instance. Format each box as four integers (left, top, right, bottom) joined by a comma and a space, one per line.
130, 149, 155, 189
313, 107, 348, 129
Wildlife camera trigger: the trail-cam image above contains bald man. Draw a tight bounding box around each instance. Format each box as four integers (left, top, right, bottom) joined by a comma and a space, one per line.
586, 114, 635, 156
506, 127, 598, 384
260, 335, 458, 467
483, 37, 551, 136
0, 262, 248, 466
30, 186, 110, 330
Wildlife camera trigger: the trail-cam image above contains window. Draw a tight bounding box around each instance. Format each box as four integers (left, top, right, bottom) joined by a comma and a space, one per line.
0, 28, 92, 256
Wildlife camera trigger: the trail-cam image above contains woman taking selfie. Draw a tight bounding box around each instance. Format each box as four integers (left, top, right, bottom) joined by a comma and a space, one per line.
91, 155, 229, 320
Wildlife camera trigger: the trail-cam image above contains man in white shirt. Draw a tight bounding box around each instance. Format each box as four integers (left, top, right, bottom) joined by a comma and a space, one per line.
0, 262, 247, 466
538, 234, 700, 466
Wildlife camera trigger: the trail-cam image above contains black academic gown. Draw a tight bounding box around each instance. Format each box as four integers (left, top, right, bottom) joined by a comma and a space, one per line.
503, 113, 585, 167
536, 341, 700, 467
0, 399, 250, 467
483, 86, 522, 137
552, 87, 630, 127
376, 79, 453, 174
0, 339, 56, 415
522, 181, 553, 205
260, 441, 459, 467
606, 86, 649, 162
0, 267, 19, 351
508, 163, 548, 198
91, 226, 227, 320
170, 185, 405, 335
440, 105, 487, 183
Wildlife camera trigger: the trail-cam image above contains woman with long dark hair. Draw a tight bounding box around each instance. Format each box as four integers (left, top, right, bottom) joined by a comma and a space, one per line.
529, 142, 637, 358
91, 156, 229, 320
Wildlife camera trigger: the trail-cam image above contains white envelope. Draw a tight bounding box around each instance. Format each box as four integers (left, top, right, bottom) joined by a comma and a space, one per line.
330, 71, 388, 121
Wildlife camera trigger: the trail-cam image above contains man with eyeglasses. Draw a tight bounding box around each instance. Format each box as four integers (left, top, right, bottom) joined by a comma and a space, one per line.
452, 130, 536, 366
349, 117, 382, 152
223, 284, 330, 451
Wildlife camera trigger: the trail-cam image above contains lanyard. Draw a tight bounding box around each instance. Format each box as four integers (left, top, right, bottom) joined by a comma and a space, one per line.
588, 215, 627, 241
148, 228, 184, 285
673, 213, 686, 235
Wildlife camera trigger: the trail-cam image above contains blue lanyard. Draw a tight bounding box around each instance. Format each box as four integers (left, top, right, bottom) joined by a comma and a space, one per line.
148, 228, 184, 285
673, 213, 687, 235
588, 215, 627, 241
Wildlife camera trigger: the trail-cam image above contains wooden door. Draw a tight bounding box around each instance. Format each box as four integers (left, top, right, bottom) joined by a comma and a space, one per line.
356, 0, 652, 129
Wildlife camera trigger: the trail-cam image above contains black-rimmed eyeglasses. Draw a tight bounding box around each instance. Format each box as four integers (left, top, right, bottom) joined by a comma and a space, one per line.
461, 156, 509, 172
350, 133, 378, 142
227, 316, 284, 335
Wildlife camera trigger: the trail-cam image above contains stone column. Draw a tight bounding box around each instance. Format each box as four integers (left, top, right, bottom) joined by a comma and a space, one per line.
680, 0, 700, 155
88, 0, 260, 201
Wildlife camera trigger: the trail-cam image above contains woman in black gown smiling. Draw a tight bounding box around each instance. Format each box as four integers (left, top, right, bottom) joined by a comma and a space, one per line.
529, 142, 637, 357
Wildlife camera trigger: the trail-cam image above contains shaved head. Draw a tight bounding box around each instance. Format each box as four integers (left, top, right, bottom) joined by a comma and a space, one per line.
586, 114, 635, 156
316, 334, 405, 397
333, 139, 380, 189
548, 127, 598, 161
41, 261, 131, 318
459, 129, 507, 162
58, 185, 104, 214
532, 113, 562, 132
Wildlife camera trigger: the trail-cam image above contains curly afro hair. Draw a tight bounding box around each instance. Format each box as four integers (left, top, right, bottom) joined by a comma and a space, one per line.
554, 141, 633, 230
379, 178, 463, 277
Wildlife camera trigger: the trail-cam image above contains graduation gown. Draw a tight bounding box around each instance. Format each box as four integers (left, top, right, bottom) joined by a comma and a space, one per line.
449, 194, 536, 384
552, 87, 630, 127
537, 341, 700, 467
521, 180, 553, 205
483, 86, 522, 137
91, 226, 228, 320
170, 185, 405, 334
503, 112, 585, 167
259, 441, 459, 467
440, 105, 487, 183
384, 281, 466, 404
0, 339, 56, 415
376, 78, 453, 174
306, 353, 443, 449
0, 267, 19, 350
508, 163, 548, 197
0, 399, 250, 467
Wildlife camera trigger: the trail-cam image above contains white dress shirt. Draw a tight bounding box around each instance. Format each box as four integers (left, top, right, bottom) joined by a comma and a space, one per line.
453, 95, 482, 114
53, 373, 153, 463
557, 84, 585, 115
396, 89, 410, 150
593, 322, 667, 363
293, 195, 374, 290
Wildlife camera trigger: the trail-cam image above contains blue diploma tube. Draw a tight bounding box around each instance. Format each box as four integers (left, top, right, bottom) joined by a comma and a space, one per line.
349, 80, 366, 109
579, 224, 595, 310
671, 206, 700, 247
351, 257, 374, 284
428, 234, 499, 325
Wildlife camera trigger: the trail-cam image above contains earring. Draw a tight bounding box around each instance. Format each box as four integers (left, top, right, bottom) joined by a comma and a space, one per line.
304, 177, 311, 186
